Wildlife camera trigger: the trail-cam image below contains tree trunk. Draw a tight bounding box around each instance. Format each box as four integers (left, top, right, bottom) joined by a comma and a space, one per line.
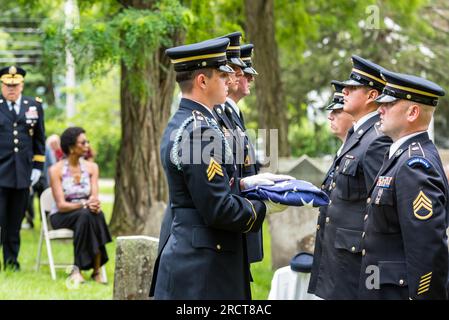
244, 0, 290, 157
109, 0, 184, 236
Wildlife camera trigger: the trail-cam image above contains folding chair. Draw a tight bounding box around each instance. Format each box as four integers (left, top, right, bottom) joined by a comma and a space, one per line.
36, 188, 107, 281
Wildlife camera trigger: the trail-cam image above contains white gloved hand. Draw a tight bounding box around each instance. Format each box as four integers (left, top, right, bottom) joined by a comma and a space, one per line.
241, 172, 295, 190
264, 199, 288, 214
30, 169, 42, 187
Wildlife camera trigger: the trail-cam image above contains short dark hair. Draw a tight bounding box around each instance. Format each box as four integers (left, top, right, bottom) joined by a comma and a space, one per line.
60, 126, 86, 156
177, 68, 214, 93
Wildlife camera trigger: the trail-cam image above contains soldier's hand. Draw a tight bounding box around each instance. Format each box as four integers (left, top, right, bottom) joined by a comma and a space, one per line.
30, 169, 42, 187
240, 172, 295, 190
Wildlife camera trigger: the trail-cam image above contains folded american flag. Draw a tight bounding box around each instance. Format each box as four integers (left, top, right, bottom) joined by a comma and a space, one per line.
242, 179, 329, 207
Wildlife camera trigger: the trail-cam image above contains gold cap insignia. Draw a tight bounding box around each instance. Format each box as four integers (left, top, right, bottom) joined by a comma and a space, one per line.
1, 66, 24, 84
207, 157, 223, 181
413, 191, 433, 220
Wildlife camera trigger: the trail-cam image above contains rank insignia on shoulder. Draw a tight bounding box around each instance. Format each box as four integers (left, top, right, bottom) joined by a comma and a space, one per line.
413, 191, 433, 220
407, 157, 431, 169
376, 176, 393, 188
207, 157, 223, 181
192, 110, 209, 128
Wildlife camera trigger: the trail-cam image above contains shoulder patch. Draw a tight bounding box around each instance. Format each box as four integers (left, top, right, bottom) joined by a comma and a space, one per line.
407, 157, 431, 170
35, 96, 43, 103
413, 191, 433, 220
207, 157, 224, 181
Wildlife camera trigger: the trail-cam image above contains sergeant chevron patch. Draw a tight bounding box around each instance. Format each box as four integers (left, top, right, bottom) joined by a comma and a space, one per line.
207, 157, 223, 181
413, 191, 433, 220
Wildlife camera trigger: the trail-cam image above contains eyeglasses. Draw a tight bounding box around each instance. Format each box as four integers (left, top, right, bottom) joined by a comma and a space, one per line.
78, 140, 90, 145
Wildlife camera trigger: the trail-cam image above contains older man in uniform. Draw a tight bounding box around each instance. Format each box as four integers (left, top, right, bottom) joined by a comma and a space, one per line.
308, 80, 354, 294
0, 66, 45, 270
309, 56, 392, 299
358, 70, 448, 299
150, 38, 289, 299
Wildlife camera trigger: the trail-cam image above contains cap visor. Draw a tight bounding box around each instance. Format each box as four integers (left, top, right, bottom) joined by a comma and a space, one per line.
2, 79, 23, 85
229, 57, 247, 68
342, 79, 364, 87
375, 94, 398, 104
325, 102, 344, 110
218, 65, 235, 73
243, 67, 258, 75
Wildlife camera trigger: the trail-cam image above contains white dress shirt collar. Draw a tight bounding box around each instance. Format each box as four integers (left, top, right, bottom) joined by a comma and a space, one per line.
353, 111, 378, 132
226, 97, 240, 115
389, 131, 426, 159
6, 95, 21, 114
188, 98, 216, 119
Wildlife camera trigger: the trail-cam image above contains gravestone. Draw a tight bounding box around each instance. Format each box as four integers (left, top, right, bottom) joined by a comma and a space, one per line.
268, 206, 319, 270
113, 235, 159, 300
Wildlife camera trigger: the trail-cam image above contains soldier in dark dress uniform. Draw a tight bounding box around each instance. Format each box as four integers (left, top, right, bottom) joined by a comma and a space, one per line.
212, 36, 264, 264
308, 80, 354, 293
0, 66, 45, 270
309, 56, 392, 299
150, 38, 288, 300
358, 70, 448, 300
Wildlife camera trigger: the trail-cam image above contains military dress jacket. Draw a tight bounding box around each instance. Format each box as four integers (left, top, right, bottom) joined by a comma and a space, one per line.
310, 114, 392, 299
150, 98, 266, 300
0, 95, 45, 189
358, 132, 449, 300
308, 153, 337, 293
213, 101, 263, 263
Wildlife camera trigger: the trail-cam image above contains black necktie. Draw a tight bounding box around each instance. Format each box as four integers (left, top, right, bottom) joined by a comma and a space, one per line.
239, 111, 246, 129
346, 126, 354, 141
10, 101, 17, 119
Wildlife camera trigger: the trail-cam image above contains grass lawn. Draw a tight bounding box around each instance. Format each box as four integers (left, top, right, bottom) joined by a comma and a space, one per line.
0, 185, 275, 300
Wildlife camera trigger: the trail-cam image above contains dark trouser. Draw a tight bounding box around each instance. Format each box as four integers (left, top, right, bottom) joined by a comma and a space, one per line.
0, 187, 30, 266
50, 208, 112, 271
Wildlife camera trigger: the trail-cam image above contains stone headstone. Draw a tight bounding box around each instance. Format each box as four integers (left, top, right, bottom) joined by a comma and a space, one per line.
268, 206, 319, 270
113, 235, 159, 300
278, 155, 328, 187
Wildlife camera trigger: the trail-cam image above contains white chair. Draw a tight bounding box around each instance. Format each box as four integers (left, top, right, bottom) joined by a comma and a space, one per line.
36, 188, 107, 281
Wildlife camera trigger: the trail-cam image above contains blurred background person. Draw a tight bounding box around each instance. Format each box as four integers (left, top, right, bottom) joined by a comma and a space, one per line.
49, 127, 111, 285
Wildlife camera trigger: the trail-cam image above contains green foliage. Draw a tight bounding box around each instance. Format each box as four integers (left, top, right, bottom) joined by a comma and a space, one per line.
45, 69, 120, 177
289, 116, 338, 157
40, 0, 187, 101
184, 0, 244, 43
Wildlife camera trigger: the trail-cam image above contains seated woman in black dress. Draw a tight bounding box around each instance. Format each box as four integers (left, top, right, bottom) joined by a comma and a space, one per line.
49, 127, 112, 284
